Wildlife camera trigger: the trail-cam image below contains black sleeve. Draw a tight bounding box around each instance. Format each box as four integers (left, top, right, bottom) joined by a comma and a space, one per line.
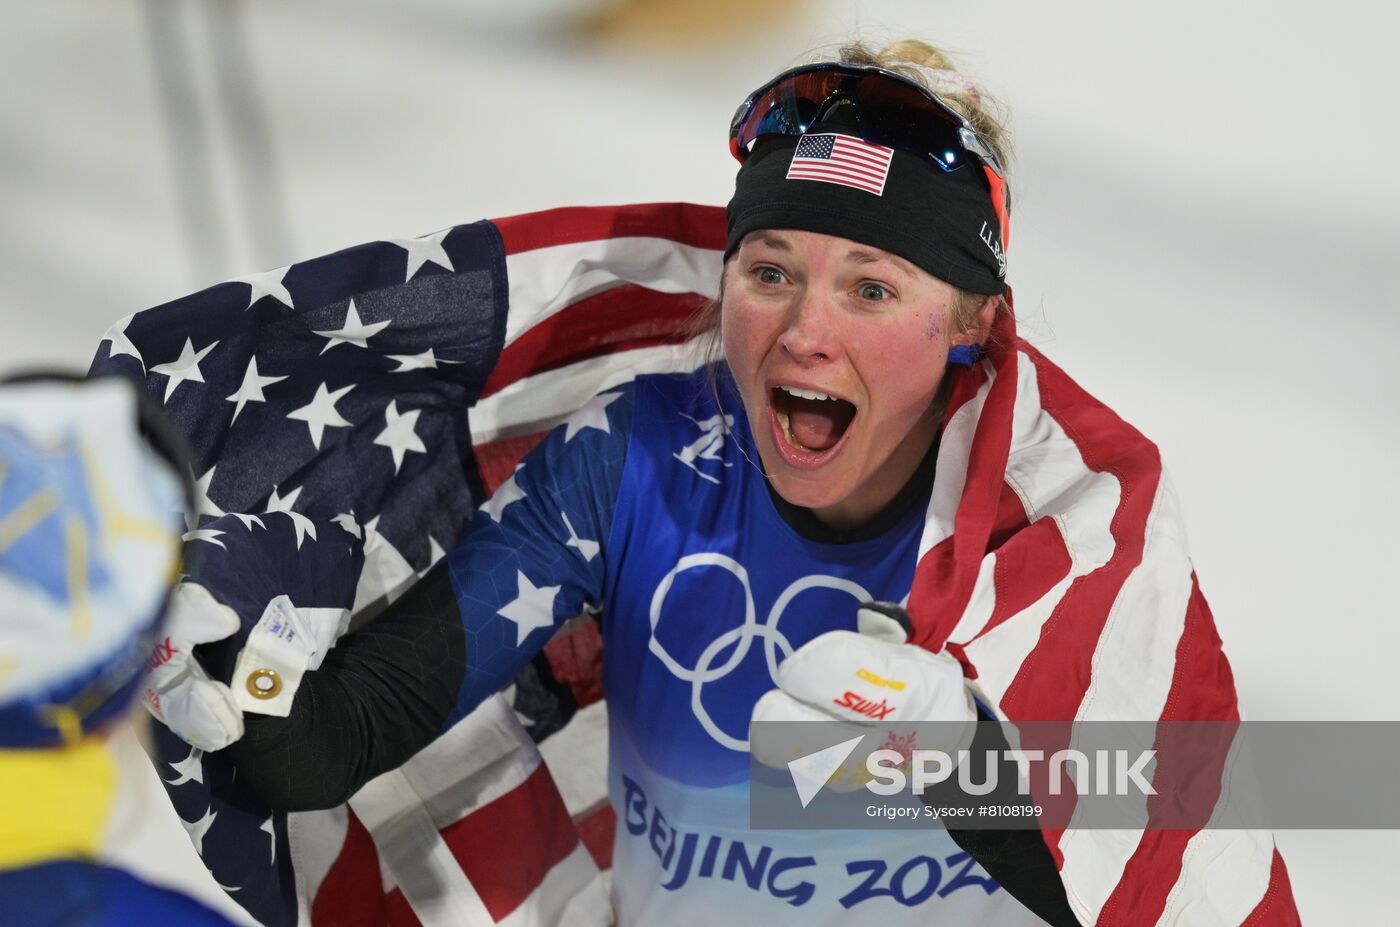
935, 710, 1083, 927
224, 383, 633, 812
225, 562, 465, 811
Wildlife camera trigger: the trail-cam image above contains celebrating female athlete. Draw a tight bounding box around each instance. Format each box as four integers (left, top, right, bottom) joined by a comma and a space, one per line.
140, 38, 1300, 927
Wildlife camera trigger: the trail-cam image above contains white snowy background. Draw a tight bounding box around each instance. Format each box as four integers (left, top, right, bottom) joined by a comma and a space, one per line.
2, 0, 1395, 922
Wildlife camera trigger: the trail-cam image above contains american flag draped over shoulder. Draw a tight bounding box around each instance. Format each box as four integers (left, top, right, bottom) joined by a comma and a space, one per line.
910, 321, 1301, 925
90, 203, 1298, 926
91, 203, 724, 926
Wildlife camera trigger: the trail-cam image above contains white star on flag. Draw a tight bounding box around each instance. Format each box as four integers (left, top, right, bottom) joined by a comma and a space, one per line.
286, 382, 354, 449
482, 465, 526, 522
387, 348, 458, 372
233, 266, 294, 310
226, 356, 287, 422
373, 400, 426, 473
498, 570, 560, 646
260, 816, 277, 865
151, 338, 219, 403
186, 465, 225, 531
332, 512, 362, 538
285, 510, 318, 550
563, 391, 622, 442
313, 299, 391, 354
391, 229, 454, 280
182, 527, 227, 549
181, 805, 219, 856
562, 511, 600, 562
231, 513, 266, 531
166, 746, 205, 786
100, 313, 144, 372
263, 483, 302, 514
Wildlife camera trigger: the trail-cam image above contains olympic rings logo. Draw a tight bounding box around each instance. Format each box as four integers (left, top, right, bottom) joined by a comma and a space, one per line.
647, 552, 870, 751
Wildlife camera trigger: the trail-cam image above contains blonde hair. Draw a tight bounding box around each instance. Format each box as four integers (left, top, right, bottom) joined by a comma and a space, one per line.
836, 39, 1012, 184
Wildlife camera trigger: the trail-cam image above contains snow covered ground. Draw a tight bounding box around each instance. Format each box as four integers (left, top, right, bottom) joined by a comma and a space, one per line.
3, 0, 1396, 921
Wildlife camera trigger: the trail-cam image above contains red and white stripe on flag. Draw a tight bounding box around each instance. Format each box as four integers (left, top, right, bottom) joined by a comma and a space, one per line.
785, 133, 895, 196
905, 315, 1301, 926
472, 203, 725, 492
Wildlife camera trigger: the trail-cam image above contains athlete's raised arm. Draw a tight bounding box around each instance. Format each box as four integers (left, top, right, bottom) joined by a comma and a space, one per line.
225, 385, 635, 810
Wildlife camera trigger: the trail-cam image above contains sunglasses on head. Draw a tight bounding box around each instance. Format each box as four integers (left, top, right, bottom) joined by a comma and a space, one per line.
728, 62, 1006, 179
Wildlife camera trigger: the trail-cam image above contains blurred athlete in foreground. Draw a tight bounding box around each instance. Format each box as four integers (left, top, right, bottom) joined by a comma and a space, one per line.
0, 375, 232, 926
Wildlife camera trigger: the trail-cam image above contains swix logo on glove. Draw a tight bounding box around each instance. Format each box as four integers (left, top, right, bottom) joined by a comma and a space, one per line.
833, 691, 896, 719
147, 636, 179, 671
750, 611, 977, 792
141, 582, 245, 752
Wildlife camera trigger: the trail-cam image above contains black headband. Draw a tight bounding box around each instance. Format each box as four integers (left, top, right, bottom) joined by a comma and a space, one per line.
725, 134, 1007, 295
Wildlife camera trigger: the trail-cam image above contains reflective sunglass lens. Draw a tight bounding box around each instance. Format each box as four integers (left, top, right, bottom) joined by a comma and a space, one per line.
729, 64, 1000, 178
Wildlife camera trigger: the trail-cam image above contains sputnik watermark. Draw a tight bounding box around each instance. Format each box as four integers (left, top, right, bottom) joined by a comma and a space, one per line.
864, 748, 1156, 797
754, 720, 1400, 830
785, 741, 1155, 808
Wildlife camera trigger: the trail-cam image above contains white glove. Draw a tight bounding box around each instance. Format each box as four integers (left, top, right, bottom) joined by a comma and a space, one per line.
750, 603, 976, 792
142, 582, 245, 751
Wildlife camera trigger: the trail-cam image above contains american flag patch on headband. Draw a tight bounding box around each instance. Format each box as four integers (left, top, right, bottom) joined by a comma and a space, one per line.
786, 133, 894, 196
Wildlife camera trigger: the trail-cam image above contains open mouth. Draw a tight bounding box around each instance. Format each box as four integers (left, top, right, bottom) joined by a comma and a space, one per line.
771, 385, 857, 453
